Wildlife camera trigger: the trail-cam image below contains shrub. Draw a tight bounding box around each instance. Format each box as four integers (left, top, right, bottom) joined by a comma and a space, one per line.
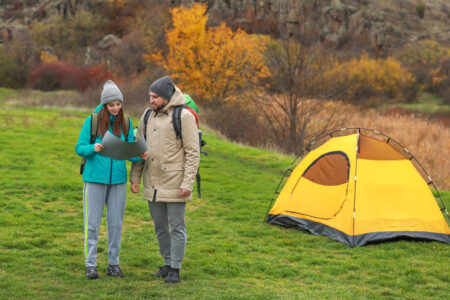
203, 100, 273, 149
416, 2, 426, 19
28, 62, 111, 91
325, 54, 417, 104
0, 47, 23, 88
40, 50, 58, 64
432, 57, 450, 105
398, 40, 450, 102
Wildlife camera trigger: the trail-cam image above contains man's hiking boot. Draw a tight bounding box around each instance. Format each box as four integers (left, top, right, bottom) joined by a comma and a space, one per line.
165, 268, 180, 284
151, 265, 171, 278
86, 266, 99, 280
107, 265, 124, 277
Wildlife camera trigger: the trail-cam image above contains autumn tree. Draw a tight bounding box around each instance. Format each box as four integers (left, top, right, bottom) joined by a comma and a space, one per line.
146, 3, 270, 104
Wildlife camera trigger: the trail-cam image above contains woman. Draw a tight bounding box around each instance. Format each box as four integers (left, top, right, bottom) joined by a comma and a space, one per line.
75, 80, 147, 280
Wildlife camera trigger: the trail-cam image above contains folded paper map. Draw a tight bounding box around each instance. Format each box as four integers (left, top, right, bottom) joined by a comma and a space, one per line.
101, 131, 147, 160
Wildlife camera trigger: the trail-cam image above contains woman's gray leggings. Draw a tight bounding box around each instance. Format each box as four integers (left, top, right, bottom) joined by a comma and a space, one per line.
83, 182, 126, 267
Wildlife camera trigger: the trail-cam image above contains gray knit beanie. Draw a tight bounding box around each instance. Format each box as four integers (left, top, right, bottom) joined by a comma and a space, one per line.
149, 76, 175, 101
101, 80, 123, 105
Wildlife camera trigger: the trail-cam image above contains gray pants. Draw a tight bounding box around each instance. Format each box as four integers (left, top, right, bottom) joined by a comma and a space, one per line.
148, 201, 187, 269
83, 182, 126, 267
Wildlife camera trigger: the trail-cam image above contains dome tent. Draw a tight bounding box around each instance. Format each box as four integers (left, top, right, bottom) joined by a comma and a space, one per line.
265, 128, 450, 247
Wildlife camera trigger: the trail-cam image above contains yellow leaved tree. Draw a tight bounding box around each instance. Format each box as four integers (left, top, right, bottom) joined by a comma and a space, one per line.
145, 3, 270, 104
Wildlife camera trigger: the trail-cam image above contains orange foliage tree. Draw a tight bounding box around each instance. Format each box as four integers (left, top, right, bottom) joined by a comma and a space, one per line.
145, 3, 270, 104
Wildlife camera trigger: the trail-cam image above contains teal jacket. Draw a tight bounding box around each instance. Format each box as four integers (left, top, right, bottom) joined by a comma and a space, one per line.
75, 105, 141, 184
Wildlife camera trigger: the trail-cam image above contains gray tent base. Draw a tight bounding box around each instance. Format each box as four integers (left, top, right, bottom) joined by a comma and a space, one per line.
266, 214, 450, 247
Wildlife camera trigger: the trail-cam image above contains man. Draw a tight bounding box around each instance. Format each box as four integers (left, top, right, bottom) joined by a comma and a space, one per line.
130, 76, 200, 284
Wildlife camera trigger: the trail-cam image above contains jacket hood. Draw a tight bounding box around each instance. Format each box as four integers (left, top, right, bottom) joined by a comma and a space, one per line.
164, 87, 185, 111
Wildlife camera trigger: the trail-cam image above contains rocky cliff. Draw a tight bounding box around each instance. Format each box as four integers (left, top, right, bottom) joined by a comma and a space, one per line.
1, 0, 449, 53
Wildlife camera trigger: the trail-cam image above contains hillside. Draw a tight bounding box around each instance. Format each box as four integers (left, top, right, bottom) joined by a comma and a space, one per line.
0, 103, 449, 299
0, 0, 448, 54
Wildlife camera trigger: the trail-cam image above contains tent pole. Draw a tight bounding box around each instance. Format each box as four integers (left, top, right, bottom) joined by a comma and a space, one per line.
351, 129, 361, 247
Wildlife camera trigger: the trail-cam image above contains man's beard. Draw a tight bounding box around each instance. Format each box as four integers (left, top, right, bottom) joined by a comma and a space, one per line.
152, 103, 166, 112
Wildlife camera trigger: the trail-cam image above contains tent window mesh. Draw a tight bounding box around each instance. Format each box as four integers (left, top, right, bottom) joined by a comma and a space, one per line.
303, 152, 349, 186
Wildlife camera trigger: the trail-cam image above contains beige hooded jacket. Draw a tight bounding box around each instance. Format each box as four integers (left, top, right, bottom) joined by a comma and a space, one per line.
130, 87, 200, 202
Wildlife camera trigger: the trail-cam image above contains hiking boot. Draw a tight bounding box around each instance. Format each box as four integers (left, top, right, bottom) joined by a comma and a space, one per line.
86, 266, 99, 280
164, 268, 180, 284
151, 265, 171, 278
107, 265, 124, 277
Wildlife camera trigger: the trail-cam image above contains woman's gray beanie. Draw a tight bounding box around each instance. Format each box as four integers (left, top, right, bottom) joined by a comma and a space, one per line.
101, 80, 123, 105
149, 76, 175, 101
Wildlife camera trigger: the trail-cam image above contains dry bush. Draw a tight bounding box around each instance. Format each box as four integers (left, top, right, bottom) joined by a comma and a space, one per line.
346, 109, 449, 190
203, 100, 274, 149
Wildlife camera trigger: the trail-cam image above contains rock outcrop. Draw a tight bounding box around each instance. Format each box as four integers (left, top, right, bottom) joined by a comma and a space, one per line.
1, 0, 449, 52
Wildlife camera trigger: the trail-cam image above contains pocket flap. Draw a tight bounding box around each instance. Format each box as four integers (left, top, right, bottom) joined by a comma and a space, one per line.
161, 163, 184, 172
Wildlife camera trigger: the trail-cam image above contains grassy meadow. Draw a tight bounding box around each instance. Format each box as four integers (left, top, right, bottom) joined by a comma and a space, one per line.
0, 103, 449, 299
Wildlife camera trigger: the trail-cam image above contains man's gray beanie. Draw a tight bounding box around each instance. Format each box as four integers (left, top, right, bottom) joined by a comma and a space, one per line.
149, 76, 175, 101
101, 80, 123, 105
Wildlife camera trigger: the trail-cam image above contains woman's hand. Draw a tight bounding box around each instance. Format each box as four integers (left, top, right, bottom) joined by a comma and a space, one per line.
131, 183, 140, 194
140, 151, 148, 160
94, 143, 104, 152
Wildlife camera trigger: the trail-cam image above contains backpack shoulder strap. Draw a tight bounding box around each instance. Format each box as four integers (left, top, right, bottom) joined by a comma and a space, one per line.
90, 113, 98, 144
172, 105, 185, 140
124, 114, 130, 142
143, 107, 153, 141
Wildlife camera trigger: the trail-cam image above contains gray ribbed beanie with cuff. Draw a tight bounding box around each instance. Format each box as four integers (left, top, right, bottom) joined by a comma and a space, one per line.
149, 76, 175, 101
101, 80, 123, 105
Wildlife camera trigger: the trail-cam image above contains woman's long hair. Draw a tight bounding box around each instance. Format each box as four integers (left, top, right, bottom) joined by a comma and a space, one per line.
97, 105, 128, 139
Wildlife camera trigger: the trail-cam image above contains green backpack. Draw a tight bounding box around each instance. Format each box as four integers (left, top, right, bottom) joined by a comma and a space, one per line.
80, 113, 130, 175
184, 94, 199, 113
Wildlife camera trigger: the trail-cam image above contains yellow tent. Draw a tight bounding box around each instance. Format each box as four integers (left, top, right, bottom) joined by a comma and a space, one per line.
266, 128, 450, 247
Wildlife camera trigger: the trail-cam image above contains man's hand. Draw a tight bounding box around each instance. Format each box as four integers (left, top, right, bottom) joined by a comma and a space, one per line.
179, 189, 191, 197
140, 151, 148, 160
131, 183, 140, 194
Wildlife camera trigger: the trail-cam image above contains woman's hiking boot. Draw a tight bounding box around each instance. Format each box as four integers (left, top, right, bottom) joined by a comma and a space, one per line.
151, 265, 171, 278
107, 265, 124, 277
86, 266, 99, 280
164, 268, 180, 284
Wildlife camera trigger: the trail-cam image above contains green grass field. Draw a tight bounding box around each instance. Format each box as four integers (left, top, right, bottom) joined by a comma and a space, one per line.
0, 105, 449, 299
390, 92, 450, 114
